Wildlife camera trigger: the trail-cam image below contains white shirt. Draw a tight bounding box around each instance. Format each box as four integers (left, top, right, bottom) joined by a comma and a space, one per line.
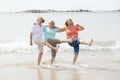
31, 24, 44, 41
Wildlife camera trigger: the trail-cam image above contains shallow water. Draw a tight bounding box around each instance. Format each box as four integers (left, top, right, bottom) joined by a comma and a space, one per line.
0, 11, 120, 72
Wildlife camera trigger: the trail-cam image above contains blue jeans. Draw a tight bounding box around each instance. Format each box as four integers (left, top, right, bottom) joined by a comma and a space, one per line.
68, 38, 80, 54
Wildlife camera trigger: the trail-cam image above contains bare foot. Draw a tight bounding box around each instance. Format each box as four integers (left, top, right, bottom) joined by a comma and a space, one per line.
42, 62, 46, 64
89, 38, 93, 46
42, 61, 49, 64
53, 45, 60, 52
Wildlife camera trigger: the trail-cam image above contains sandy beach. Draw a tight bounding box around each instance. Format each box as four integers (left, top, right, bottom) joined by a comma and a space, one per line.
0, 65, 120, 80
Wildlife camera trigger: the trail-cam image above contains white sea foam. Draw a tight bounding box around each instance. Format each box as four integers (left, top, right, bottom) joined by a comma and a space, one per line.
0, 40, 120, 53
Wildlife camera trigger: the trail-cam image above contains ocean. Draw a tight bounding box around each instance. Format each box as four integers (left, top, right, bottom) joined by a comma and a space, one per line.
0, 11, 120, 73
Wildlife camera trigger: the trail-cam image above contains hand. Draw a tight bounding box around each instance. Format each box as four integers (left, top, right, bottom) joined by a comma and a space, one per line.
76, 24, 84, 30
33, 23, 37, 25
76, 24, 80, 26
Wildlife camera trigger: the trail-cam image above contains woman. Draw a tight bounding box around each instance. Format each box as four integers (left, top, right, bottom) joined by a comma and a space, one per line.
60, 19, 93, 64
43, 21, 71, 65
30, 17, 59, 65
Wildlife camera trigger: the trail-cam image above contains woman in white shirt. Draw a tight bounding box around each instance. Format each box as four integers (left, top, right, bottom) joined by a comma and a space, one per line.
30, 17, 59, 65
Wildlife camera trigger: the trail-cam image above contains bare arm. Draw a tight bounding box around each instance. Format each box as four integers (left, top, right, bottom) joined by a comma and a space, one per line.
57, 28, 65, 32
76, 24, 85, 31
30, 33, 33, 46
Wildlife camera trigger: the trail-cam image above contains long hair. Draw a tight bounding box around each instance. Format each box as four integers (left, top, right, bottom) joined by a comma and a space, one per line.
65, 19, 74, 27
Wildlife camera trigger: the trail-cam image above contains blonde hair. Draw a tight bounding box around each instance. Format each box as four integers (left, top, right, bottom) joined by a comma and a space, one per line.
49, 20, 55, 25
37, 17, 45, 23
48, 20, 58, 28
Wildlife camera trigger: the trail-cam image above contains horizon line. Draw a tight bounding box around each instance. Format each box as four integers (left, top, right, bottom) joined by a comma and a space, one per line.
0, 9, 120, 13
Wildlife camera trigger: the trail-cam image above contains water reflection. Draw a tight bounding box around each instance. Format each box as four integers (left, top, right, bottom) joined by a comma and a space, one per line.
37, 68, 80, 80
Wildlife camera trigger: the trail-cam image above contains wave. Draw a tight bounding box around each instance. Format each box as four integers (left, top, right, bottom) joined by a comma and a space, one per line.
0, 41, 32, 53
0, 40, 120, 53
39, 64, 118, 72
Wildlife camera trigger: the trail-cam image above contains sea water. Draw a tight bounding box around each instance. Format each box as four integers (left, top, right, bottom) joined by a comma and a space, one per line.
0, 11, 120, 72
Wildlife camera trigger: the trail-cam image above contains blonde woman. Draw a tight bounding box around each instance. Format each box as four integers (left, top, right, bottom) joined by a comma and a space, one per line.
30, 17, 59, 65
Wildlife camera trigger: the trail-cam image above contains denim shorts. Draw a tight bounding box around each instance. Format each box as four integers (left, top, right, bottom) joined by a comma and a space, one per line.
68, 38, 80, 54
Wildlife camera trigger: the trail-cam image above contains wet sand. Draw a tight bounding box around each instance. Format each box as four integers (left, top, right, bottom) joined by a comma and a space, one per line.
0, 65, 120, 80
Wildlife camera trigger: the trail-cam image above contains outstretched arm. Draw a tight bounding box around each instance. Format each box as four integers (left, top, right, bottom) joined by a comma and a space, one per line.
57, 28, 65, 32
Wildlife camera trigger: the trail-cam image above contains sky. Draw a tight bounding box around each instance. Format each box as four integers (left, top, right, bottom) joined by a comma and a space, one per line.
0, 0, 120, 12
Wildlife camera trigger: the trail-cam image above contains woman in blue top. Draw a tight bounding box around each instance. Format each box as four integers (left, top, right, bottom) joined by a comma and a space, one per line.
43, 21, 71, 65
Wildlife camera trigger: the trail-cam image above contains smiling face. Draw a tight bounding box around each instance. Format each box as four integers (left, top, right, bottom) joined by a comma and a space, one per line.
48, 21, 55, 28
65, 19, 74, 27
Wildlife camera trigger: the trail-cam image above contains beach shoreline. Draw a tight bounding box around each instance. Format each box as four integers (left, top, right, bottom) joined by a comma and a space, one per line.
0, 65, 120, 80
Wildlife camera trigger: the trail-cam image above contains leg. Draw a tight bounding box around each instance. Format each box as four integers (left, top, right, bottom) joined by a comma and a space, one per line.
50, 57, 55, 65
47, 39, 59, 65
50, 49, 56, 65
44, 41, 59, 52
60, 39, 72, 43
37, 44, 44, 65
68, 38, 80, 64
73, 54, 78, 64
73, 45, 79, 64
34, 40, 44, 65
79, 38, 93, 46
38, 52, 43, 65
